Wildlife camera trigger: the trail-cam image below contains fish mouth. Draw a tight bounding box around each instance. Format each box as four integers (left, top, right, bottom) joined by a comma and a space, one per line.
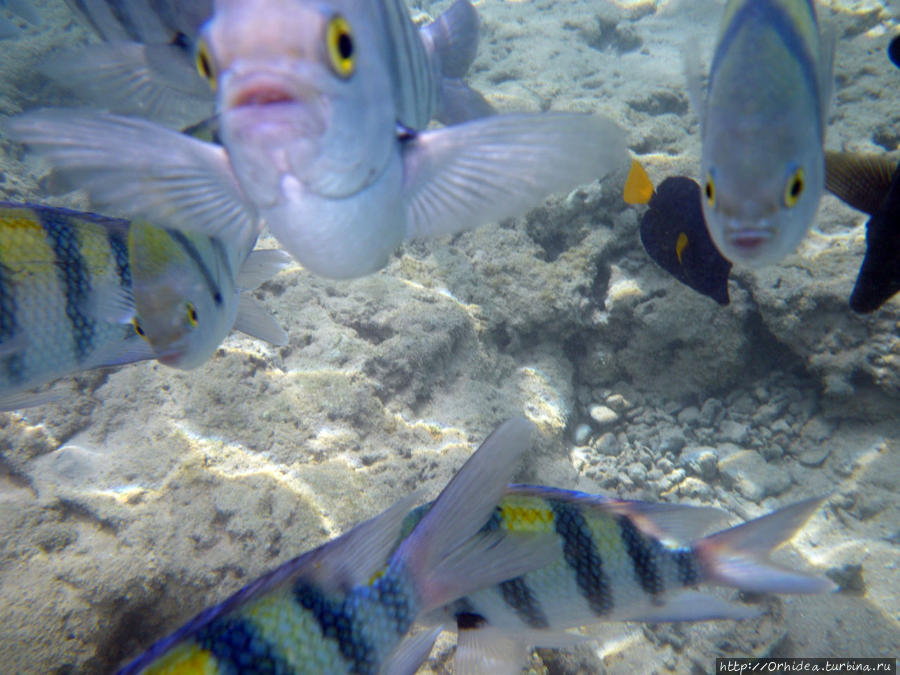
232, 85, 297, 108
727, 230, 773, 252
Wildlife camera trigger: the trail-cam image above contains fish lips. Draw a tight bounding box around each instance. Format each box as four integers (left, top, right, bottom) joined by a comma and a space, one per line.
716, 218, 779, 265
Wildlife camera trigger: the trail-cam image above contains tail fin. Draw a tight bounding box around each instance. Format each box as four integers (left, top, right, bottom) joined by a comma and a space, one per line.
422, 0, 497, 124
696, 496, 836, 594
422, 0, 480, 78
392, 418, 556, 614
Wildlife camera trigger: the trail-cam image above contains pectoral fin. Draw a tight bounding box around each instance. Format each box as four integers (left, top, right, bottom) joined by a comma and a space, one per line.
401, 113, 628, 240
5, 110, 259, 252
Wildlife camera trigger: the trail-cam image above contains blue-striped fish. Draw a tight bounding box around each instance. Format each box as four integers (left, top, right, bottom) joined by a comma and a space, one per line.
0, 202, 286, 410
113, 418, 555, 675
400, 486, 834, 673
8, 0, 628, 280
690, 0, 834, 267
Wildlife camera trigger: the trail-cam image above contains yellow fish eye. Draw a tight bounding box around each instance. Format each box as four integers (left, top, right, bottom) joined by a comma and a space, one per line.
326, 15, 356, 78
186, 302, 199, 327
783, 167, 805, 208
132, 318, 147, 339
704, 172, 716, 207
195, 39, 217, 90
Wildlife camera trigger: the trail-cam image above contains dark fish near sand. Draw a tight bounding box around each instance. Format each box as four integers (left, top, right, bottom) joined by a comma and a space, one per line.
824, 150, 900, 313
625, 160, 732, 305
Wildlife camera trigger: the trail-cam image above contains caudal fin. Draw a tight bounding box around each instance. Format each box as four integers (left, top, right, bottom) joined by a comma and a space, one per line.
696, 496, 836, 594
422, 0, 497, 124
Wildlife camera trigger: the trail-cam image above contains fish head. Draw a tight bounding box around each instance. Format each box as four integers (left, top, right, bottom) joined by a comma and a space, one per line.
700, 111, 825, 269
198, 0, 397, 207
129, 225, 239, 370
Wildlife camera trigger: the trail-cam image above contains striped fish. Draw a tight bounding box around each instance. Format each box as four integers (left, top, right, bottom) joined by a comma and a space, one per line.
40, 1, 213, 127
690, 0, 834, 267
0, 202, 286, 410
113, 418, 555, 675
401, 486, 835, 673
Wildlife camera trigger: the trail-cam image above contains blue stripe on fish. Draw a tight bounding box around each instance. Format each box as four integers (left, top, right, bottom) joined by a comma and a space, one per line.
618, 516, 665, 599
38, 208, 96, 361
194, 614, 293, 674
711, 0, 822, 132
167, 229, 224, 306
107, 226, 131, 288
551, 500, 614, 616
674, 548, 701, 587
0, 259, 24, 385
498, 577, 550, 629
293, 580, 378, 674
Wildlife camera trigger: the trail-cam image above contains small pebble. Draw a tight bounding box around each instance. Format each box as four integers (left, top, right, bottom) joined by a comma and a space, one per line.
573, 423, 592, 445
590, 404, 619, 427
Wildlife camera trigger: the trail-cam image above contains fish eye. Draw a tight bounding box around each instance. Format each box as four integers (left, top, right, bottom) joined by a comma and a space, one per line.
132, 318, 147, 339
186, 302, 199, 328
704, 172, 716, 207
783, 167, 805, 208
195, 39, 217, 90
326, 15, 356, 79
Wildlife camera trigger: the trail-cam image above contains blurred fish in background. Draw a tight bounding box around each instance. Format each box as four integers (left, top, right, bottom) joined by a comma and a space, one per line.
39, 0, 214, 127
688, 0, 835, 268
0, 202, 287, 411
8, 0, 629, 281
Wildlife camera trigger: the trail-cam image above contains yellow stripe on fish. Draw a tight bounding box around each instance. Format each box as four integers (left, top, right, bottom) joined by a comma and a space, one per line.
498, 497, 556, 534
139, 642, 220, 675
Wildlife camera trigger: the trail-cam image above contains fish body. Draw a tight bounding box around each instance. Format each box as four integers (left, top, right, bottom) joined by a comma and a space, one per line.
403, 486, 834, 673
696, 0, 833, 267
0, 203, 150, 410
823, 150, 900, 313
0, 202, 286, 409
7, 0, 626, 281
626, 162, 732, 305
114, 418, 554, 675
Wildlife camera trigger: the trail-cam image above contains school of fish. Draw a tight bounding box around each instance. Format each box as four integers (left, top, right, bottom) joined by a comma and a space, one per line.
1, 0, 880, 672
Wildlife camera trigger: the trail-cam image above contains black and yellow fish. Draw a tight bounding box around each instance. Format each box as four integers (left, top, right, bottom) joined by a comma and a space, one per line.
624, 160, 732, 306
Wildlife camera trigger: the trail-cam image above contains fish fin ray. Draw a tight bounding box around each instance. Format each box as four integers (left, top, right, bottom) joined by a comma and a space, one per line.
422, 0, 480, 78
824, 150, 895, 216
40, 43, 210, 127
5, 110, 259, 249
235, 249, 293, 289
456, 626, 528, 675
403, 113, 628, 239
234, 295, 287, 346
378, 627, 442, 675
697, 496, 836, 594
435, 78, 496, 125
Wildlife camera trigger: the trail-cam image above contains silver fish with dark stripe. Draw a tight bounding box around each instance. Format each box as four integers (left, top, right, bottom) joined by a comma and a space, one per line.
400, 486, 834, 673
0, 202, 286, 410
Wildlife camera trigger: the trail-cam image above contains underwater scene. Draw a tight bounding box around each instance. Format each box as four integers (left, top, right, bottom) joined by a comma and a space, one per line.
0, 0, 898, 673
